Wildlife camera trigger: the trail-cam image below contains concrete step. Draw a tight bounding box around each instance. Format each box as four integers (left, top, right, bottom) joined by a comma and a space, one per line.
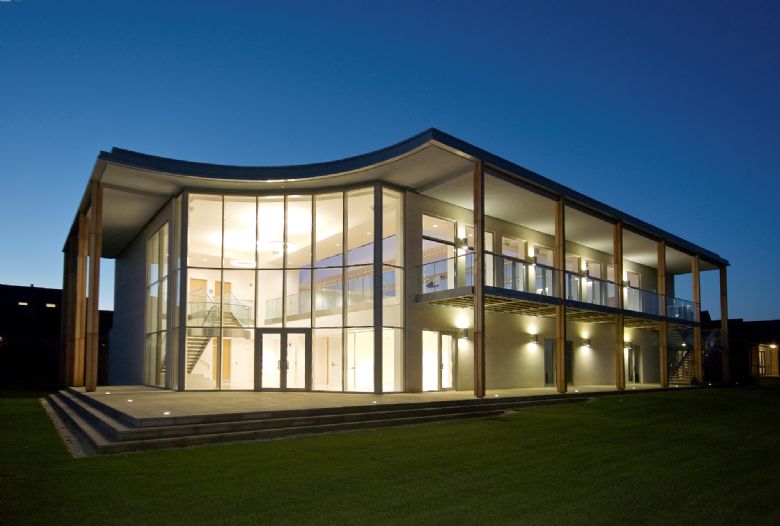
59, 390, 584, 442
66, 386, 588, 428
47, 393, 114, 454
50, 389, 592, 455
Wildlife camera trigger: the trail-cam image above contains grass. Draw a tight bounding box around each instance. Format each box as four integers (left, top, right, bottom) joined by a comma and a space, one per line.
1, 388, 780, 525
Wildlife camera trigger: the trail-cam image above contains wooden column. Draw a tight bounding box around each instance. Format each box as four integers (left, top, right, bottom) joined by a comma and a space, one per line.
658, 241, 669, 387
473, 161, 486, 398
614, 222, 625, 390
692, 254, 703, 383
554, 198, 567, 394
59, 236, 77, 387
73, 213, 89, 386
720, 266, 730, 383
85, 182, 103, 392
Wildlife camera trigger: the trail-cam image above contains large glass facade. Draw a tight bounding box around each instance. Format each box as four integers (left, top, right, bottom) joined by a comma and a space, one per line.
182, 187, 404, 392
145, 223, 169, 387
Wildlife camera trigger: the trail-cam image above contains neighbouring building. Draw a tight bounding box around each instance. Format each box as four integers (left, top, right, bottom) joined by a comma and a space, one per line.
702, 314, 780, 383
60, 129, 730, 396
0, 284, 111, 388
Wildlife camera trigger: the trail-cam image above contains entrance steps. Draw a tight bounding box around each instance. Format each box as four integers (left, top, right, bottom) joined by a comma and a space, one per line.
47, 388, 588, 455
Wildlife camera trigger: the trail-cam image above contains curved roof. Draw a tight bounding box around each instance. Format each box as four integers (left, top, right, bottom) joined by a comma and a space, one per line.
98, 128, 441, 181
87, 128, 727, 266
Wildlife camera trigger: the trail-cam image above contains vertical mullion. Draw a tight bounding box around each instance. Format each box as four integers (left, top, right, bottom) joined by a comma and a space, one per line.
178, 191, 189, 391
217, 195, 225, 390
342, 191, 347, 392
373, 184, 383, 394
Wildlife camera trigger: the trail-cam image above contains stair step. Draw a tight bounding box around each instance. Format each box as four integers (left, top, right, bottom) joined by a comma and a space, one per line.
49, 389, 591, 455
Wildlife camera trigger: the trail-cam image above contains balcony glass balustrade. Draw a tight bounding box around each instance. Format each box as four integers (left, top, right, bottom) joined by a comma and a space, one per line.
667, 296, 698, 322
418, 255, 700, 323
564, 271, 619, 308
419, 254, 558, 299
623, 285, 663, 317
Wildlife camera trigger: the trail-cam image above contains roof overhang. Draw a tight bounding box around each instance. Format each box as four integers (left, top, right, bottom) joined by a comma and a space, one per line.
65, 128, 729, 267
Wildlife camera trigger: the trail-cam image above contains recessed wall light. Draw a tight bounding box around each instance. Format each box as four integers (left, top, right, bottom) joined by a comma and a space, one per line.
45, 303, 56, 308
530, 334, 539, 344
17, 301, 28, 306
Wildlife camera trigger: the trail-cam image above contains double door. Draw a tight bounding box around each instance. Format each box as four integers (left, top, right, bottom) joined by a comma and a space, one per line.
256, 329, 311, 391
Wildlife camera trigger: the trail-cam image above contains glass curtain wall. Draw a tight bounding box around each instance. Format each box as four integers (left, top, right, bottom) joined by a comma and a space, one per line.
184, 187, 404, 392
145, 223, 169, 387
382, 188, 404, 392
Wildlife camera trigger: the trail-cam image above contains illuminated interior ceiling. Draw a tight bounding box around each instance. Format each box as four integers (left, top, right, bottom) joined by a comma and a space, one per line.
420, 171, 557, 236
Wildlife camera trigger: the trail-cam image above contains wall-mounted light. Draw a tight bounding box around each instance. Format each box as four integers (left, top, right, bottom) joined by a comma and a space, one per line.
583, 338, 591, 348
681, 342, 687, 348
624, 341, 633, 351
770, 344, 778, 349
460, 328, 469, 340
530, 334, 539, 344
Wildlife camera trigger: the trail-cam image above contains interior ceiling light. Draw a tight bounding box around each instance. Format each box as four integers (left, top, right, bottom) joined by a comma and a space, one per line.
230, 259, 255, 268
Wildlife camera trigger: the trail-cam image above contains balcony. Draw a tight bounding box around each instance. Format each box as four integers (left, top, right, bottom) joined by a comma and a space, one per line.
418, 255, 700, 325
667, 296, 698, 322
564, 271, 619, 308
420, 254, 559, 299
623, 285, 663, 317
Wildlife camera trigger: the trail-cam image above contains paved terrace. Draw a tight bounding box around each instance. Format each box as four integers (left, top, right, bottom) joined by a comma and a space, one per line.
75, 384, 664, 420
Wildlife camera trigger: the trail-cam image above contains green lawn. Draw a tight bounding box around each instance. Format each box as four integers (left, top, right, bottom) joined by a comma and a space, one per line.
2, 388, 779, 525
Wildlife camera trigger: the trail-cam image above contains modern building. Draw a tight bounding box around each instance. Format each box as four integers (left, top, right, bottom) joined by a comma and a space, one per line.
60, 129, 730, 397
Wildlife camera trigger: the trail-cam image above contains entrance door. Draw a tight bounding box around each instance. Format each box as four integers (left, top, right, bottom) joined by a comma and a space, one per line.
256, 329, 311, 390
626, 344, 641, 383
422, 330, 456, 391
544, 339, 574, 386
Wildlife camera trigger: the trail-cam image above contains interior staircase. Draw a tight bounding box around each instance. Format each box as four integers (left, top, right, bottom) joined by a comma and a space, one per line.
47, 388, 599, 455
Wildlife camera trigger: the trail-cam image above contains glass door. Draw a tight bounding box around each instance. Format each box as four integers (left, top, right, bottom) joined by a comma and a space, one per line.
256, 329, 311, 390
422, 330, 456, 391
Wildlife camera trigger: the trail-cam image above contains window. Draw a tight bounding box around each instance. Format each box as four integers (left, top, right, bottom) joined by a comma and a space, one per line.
421, 215, 456, 292
145, 223, 169, 387
183, 188, 404, 392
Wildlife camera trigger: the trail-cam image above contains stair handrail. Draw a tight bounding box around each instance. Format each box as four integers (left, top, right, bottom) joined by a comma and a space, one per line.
188, 287, 220, 326
221, 290, 252, 327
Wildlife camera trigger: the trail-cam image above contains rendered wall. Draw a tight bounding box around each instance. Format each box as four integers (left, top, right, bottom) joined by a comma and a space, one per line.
109, 200, 173, 385
404, 189, 663, 392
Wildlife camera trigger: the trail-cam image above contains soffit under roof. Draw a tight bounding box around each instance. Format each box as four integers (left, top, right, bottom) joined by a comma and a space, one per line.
88, 128, 727, 267
99, 143, 474, 257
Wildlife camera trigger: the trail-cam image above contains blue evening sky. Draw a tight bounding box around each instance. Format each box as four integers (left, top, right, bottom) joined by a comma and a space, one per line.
1, 1, 778, 319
